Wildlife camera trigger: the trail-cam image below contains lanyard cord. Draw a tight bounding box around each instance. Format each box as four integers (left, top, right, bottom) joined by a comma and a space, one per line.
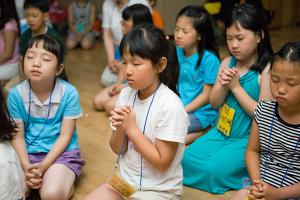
262, 107, 300, 187
25, 79, 56, 147
115, 84, 161, 191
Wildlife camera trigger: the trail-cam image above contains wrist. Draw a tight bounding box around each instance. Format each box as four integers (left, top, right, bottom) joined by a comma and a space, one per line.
231, 84, 242, 93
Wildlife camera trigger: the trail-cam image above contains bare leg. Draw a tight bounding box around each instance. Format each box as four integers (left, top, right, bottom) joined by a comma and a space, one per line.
185, 132, 205, 145
81, 36, 94, 50
84, 184, 124, 200
104, 95, 119, 115
66, 37, 79, 50
39, 163, 76, 200
93, 87, 111, 111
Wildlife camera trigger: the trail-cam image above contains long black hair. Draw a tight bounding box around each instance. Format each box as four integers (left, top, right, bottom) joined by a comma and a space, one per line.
176, 5, 220, 68
0, 88, 16, 142
225, 4, 273, 73
120, 24, 179, 94
0, 0, 20, 35
272, 41, 300, 69
122, 4, 153, 26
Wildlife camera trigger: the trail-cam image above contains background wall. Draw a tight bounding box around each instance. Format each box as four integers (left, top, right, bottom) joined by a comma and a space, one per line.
57, 0, 300, 33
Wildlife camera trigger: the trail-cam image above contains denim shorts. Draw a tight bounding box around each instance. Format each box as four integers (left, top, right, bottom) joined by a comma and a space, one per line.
29, 149, 85, 177
188, 113, 205, 133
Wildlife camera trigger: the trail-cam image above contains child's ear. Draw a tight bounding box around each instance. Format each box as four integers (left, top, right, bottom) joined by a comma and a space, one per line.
43, 12, 49, 22
56, 64, 64, 76
256, 30, 264, 43
157, 57, 167, 73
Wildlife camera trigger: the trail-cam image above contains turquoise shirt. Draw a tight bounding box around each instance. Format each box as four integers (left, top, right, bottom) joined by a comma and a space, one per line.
177, 47, 220, 128
7, 79, 82, 153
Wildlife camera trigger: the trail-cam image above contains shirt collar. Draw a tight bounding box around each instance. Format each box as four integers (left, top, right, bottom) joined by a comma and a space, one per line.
177, 47, 199, 66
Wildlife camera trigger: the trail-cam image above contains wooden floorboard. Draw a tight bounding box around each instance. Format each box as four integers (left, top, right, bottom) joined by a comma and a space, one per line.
62, 26, 300, 200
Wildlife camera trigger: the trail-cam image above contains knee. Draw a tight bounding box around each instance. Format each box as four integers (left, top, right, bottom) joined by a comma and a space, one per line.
93, 95, 105, 111
104, 100, 115, 115
81, 40, 93, 50
66, 40, 77, 50
40, 186, 73, 200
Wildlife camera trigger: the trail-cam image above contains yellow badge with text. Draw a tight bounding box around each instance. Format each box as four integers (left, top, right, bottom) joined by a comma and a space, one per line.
217, 104, 235, 136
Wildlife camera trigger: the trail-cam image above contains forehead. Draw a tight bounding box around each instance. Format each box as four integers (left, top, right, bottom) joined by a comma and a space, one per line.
272, 60, 300, 74
26, 41, 54, 55
176, 15, 194, 27
226, 22, 253, 35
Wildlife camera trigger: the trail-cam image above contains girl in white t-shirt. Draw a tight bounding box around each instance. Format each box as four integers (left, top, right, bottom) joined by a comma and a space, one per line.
0, 87, 24, 200
85, 24, 188, 200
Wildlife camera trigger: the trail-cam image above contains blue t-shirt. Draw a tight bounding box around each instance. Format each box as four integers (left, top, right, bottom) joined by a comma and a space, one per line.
177, 47, 220, 128
7, 79, 82, 153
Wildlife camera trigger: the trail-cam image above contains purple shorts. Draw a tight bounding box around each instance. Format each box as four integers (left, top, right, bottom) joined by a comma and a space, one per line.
29, 149, 85, 178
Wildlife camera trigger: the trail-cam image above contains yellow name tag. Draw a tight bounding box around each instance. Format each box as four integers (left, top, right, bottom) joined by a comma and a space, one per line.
244, 195, 250, 200
217, 104, 235, 136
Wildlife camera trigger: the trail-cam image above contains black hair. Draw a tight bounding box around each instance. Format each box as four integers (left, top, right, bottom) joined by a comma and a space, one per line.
120, 24, 179, 94
0, 0, 20, 35
23, 34, 68, 81
122, 4, 153, 26
272, 41, 300, 69
24, 0, 49, 13
26, 34, 64, 64
225, 4, 273, 73
0, 88, 16, 142
176, 5, 220, 69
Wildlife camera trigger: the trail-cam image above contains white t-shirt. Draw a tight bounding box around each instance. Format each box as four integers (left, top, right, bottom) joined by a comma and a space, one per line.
116, 84, 188, 195
0, 141, 24, 200
102, 0, 151, 46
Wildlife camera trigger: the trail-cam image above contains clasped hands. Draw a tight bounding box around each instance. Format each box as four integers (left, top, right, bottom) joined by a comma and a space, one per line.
24, 162, 46, 189
109, 106, 137, 134
218, 67, 240, 90
247, 180, 279, 200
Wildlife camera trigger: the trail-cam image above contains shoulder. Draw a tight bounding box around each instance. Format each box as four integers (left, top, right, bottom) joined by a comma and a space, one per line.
156, 84, 184, 110
21, 29, 31, 40
47, 27, 60, 38
202, 50, 220, 64
61, 80, 79, 95
4, 20, 18, 31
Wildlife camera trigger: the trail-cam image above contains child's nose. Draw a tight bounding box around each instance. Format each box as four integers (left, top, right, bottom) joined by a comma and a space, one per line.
33, 59, 41, 67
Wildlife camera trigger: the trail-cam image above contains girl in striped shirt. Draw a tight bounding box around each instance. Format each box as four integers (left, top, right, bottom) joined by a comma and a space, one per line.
235, 41, 300, 200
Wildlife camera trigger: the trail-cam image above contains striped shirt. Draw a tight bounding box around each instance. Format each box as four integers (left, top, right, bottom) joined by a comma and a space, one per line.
254, 101, 300, 189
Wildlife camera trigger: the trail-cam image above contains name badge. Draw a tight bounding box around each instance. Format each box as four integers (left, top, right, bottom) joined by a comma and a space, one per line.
217, 103, 235, 136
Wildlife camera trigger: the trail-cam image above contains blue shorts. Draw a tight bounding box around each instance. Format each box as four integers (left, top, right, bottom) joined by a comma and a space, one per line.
188, 113, 204, 133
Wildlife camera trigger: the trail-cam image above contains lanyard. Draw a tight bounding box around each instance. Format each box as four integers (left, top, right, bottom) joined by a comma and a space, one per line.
25, 80, 56, 147
115, 84, 161, 191
262, 106, 300, 187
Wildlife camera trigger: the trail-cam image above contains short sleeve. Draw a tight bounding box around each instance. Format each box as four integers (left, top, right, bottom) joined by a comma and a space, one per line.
203, 53, 220, 84
63, 86, 83, 119
7, 88, 23, 121
156, 106, 188, 144
4, 20, 18, 32
254, 100, 264, 124
102, 0, 113, 29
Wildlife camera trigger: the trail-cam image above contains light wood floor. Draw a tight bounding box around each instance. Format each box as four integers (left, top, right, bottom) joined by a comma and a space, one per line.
65, 26, 300, 200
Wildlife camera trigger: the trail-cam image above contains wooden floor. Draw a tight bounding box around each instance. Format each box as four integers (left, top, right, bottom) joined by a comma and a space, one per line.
64, 26, 300, 200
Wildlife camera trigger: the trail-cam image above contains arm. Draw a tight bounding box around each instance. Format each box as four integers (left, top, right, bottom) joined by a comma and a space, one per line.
209, 57, 231, 108
0, 30, 17, 65
82, 4, 96, 35
259, 63, 273, 101
245, 120, 261, 181
103, 28, 115, 65
185, 84, 213, 113
113, 106, 179, 172
38, 118, 76, 173
275, 183, 300, 199
11, 122, 31, 171
67, 4, 76, 33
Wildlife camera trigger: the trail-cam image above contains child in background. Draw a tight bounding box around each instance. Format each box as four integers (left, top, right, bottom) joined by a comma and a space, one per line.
8, 35, 84, 199
148, 0, 164, 29
20, 0, 68, 81
174, 5, 220, 144
182, 4, 273, 194
93, 4, 153, 114
233, 41, 300, 200
100, 0, 151, 87
0, 0, 20, 86
0, 87, 24, 200
84, 24, 188, 200
67, 0, 96, 50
